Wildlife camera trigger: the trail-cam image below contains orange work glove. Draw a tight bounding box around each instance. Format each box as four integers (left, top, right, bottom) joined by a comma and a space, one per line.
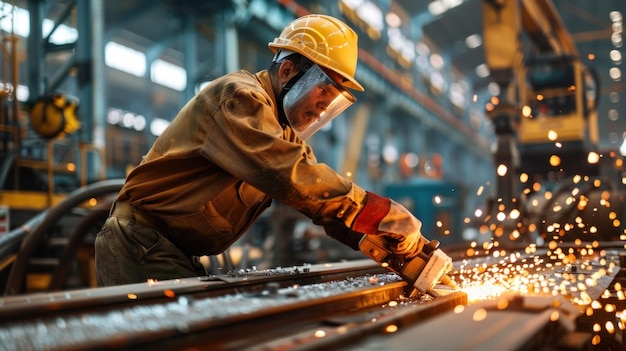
352, 192, 424, 258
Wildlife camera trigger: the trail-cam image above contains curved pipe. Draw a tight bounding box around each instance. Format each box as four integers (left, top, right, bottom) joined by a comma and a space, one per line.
0, 210, 47, 265
48, 206, 111, 291
3, 178, 124, 296
0, 147, 16, 191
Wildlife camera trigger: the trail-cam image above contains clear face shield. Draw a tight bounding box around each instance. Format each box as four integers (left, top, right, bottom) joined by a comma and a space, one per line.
282, 64, 356, 140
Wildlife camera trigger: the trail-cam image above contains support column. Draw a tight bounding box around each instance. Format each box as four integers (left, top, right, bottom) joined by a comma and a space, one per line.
76, 0, 105, 181
26, 0, 45, 98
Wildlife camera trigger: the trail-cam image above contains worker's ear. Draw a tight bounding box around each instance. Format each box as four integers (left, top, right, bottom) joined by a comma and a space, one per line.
277, 60, 300, 86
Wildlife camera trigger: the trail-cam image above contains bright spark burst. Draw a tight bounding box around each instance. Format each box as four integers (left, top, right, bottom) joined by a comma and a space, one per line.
456, 252, 549, 302
455, 173, 626, 348
455, 244, 621, 309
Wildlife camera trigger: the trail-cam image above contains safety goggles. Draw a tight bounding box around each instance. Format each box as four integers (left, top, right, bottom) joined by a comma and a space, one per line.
282, 64, 356, 140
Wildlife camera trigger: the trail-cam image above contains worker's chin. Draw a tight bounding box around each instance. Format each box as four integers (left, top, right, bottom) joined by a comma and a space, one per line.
292, 114, 317, 129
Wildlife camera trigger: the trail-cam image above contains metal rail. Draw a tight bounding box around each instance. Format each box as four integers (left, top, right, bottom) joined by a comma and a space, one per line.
0, 247, 623, 351
0, 260, 465, 351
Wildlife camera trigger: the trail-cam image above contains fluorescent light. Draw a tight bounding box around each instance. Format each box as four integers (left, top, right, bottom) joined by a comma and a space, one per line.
465, 34, 482, 49
150, 59, 186, 91
150, 117, 170, 136
105, 41, 147, 77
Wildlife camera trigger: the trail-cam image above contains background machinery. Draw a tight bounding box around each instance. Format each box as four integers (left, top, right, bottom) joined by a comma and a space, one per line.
480, 0, 626, 245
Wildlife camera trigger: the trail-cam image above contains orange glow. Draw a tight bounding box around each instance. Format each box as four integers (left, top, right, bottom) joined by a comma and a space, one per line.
472, 308, 487, 321
550, 311, 560, 322
127, 293, 138, 300
549, 155, 561, 167
314, 330, 326, 338
385, 324, 399, 333
592, 335, 601, 345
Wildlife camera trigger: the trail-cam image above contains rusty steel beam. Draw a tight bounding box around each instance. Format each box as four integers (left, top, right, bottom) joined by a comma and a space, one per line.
0, 247, 623, 350
0, 260, 466, 350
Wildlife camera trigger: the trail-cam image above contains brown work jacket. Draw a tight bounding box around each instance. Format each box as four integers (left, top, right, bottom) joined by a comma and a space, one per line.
116, 70, 367, 256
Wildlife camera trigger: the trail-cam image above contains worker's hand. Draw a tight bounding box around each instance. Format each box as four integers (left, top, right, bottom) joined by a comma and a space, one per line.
352, 192, 423, 258
379, 199, 423, 257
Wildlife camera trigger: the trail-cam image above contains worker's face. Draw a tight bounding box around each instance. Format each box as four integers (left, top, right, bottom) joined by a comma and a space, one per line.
287, 78, 340, 130
282, 64, 355, 140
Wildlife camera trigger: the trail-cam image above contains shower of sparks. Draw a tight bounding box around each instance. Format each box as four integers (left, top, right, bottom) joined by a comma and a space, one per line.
454, 247, 620, 304
450, 171, 626, 347
457, 251, 545, 302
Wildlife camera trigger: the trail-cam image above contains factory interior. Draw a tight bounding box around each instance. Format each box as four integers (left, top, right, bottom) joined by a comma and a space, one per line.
0, 0, 625, 349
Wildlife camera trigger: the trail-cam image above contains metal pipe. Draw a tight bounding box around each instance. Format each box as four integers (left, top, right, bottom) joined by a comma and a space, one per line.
3, 178, 124, 296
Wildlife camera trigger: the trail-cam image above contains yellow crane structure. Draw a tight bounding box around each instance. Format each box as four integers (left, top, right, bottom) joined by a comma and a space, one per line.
481, 0, 624, 243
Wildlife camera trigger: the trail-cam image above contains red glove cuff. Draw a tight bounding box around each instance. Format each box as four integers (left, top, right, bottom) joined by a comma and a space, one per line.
352, 192, 390, 234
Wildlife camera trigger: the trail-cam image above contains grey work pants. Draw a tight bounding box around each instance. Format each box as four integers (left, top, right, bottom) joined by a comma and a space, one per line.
94, 216, 205, 286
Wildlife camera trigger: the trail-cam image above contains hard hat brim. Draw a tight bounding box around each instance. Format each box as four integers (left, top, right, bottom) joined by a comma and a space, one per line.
269, 42, 364, 92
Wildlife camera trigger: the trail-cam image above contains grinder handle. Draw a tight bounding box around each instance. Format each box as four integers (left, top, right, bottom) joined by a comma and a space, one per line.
359, 234, 456, 293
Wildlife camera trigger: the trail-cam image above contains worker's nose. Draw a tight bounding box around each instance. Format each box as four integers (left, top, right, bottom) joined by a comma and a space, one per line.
316, 101, 329, 112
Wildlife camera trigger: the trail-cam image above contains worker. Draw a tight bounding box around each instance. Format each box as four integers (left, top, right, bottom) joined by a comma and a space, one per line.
95, 14, 434, 286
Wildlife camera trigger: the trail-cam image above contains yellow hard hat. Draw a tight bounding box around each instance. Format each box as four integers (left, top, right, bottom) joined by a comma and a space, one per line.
269, 14, 364, 92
